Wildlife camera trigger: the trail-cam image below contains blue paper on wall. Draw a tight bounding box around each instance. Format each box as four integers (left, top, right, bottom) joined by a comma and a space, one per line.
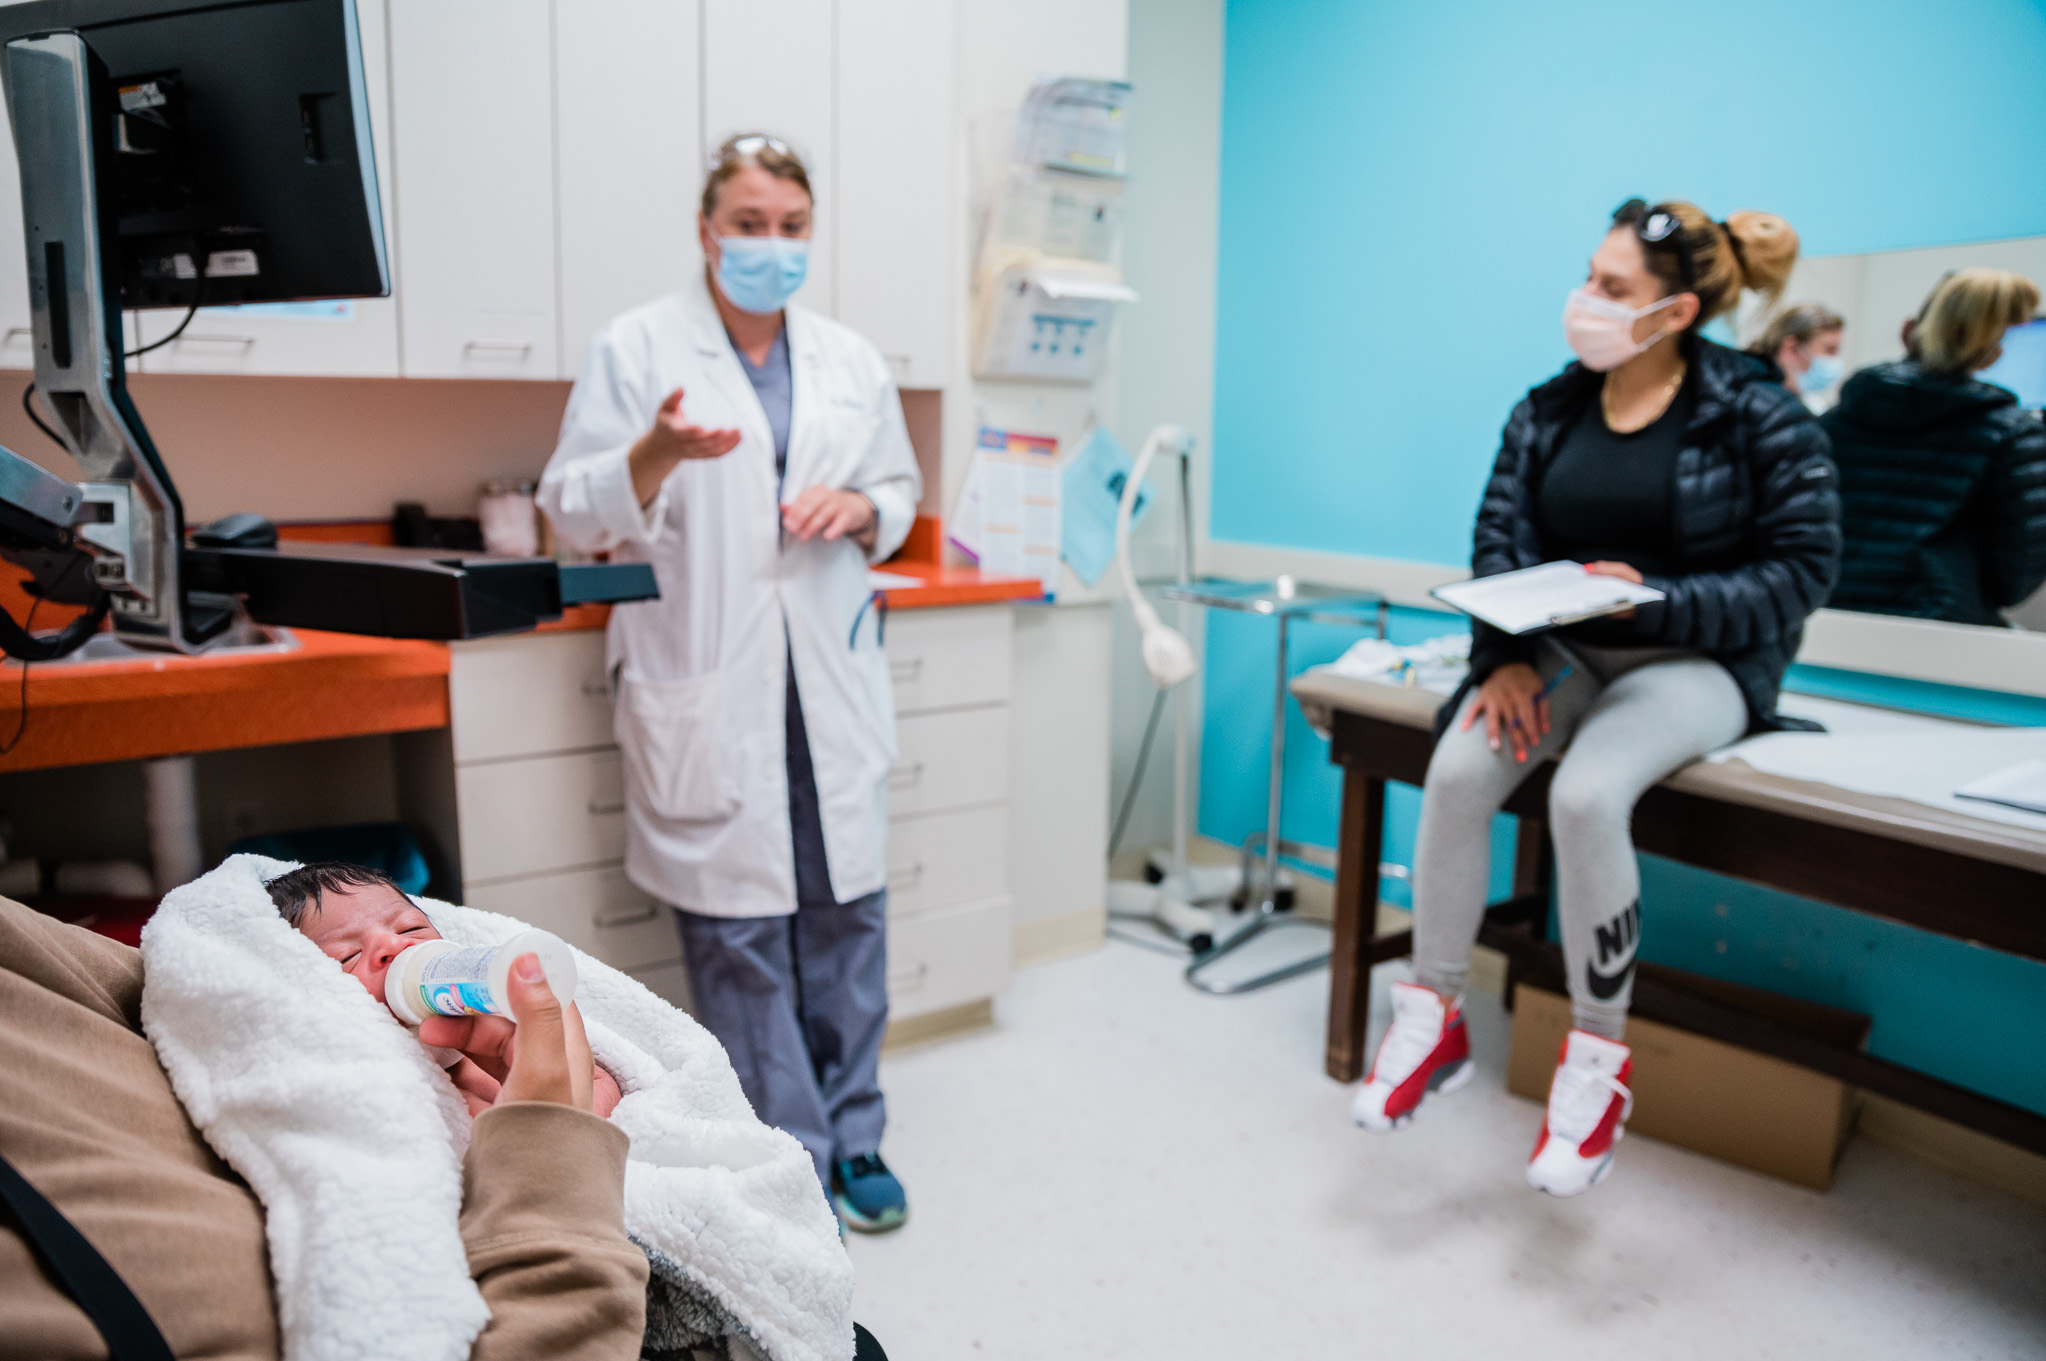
1060, 426, 1152, 587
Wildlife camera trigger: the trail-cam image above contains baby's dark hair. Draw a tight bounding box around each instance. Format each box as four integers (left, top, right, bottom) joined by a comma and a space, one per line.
265, 862, 409, 927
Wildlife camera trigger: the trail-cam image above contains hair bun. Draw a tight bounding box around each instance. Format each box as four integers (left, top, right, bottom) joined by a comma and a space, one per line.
1723, 211, 1798, 298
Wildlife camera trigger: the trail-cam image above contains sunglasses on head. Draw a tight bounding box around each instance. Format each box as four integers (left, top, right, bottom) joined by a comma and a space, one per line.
1615, 198, 1696, 291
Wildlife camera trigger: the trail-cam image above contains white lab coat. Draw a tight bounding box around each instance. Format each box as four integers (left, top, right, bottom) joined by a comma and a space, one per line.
539, 273, 920, 919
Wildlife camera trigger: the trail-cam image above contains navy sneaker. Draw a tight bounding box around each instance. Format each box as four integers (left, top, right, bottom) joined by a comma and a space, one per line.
832, 1153, 907, 1233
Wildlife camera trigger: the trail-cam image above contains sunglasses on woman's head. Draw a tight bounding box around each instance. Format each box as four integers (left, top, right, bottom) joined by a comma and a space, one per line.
1615, 197, 1697, 291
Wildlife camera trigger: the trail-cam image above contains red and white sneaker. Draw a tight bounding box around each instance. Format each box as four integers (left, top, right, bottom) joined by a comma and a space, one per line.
1526, 1030, 1634, 1197
1350, 981, 1472, 1132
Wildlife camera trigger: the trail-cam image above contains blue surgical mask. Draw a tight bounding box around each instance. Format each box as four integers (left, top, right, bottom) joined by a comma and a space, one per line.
1800, 352, 1843, 394
714, 235, 808, 314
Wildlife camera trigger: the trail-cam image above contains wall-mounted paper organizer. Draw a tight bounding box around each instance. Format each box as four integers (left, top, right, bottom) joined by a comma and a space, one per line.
971, 78, 1136, 384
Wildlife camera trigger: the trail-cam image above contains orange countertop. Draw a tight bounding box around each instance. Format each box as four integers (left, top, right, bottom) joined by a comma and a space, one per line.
0, 628, 449, 773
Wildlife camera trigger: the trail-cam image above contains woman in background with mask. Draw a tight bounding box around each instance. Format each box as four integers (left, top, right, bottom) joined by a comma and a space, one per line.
541, 134, 920, 1234
1350, 199, 1840, 1197
1753, 302, 1847, 411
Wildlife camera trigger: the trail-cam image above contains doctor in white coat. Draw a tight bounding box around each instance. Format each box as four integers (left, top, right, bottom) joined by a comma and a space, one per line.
539, 134, 919, 1233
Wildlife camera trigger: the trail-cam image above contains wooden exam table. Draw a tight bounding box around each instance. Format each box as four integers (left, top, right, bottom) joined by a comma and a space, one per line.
1290, 669, 2046, 1156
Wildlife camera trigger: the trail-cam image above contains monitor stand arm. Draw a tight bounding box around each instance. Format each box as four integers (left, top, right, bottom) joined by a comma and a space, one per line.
3, 31, 227, 652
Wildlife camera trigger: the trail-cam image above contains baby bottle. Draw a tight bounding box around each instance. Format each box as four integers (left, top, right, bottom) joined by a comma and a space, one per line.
384, 929, 581, 1026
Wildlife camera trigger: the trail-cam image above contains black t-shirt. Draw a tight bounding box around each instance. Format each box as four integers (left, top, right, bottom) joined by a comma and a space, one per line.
1536, 376, 1693, 578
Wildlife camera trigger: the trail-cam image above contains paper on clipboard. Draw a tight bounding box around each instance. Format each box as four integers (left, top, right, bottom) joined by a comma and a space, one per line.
1432, 561, 1663, 635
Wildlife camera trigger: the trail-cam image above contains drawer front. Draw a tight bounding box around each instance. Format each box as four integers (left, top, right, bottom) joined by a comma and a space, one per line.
884, 804, 1007, 918
458, 749, 626, 882
450, 630, 614, 764
885, 605, 1012, 714
463, 863, 679, 973
886, 896, 1011, 1020
889, 706, 1010, 818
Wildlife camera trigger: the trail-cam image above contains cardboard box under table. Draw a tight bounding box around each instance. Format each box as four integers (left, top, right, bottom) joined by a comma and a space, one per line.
1507, 966, 1871, 1190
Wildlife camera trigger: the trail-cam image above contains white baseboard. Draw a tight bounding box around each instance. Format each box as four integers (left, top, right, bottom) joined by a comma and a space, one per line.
1013, 906, 1107, 966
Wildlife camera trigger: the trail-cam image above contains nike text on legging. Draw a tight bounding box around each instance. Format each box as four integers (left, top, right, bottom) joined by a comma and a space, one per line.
1409, 641, 1748, 1039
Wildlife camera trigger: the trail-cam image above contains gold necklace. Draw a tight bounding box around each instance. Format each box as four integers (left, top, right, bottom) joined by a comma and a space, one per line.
1603, 362, 1686, 433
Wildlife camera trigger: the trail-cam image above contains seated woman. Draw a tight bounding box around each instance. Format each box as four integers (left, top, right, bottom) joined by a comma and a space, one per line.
1349, 199, 1841, 1197
1821, 267, 2046, 626
1751, 301, 1846, 411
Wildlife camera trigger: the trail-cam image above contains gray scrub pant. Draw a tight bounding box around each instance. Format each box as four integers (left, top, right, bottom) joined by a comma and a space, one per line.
1411, 641, 1748, 1039
676, 891, 889, 1192
673, 652, 889, 1193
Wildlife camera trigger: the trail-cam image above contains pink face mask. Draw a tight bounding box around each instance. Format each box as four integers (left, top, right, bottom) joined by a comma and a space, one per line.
1563, 287, 1681, 372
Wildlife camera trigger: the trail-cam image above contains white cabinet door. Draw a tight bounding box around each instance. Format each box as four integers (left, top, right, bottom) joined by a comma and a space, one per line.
836, 0, 954, 387
133, 0, 401, 376
701, 0, 836, 317
555, 0, 703, 380
0, 92, 28, 372
390, 0, 558, 379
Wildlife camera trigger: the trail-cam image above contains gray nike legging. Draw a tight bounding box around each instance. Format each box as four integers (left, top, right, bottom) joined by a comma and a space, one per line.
1411, 641, 1748, 1039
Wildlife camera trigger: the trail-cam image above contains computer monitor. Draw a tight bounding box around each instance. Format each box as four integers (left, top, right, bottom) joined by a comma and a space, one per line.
1, 0, 389, 310
1974, 317, 2046, 410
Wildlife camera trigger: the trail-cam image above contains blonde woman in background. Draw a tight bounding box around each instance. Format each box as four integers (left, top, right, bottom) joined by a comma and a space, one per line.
1752, 302, 1846, 411
1821, 268, 2046, 625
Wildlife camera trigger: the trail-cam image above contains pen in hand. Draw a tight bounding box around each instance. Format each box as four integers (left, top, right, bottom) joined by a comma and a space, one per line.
1509, 664, 1575, 731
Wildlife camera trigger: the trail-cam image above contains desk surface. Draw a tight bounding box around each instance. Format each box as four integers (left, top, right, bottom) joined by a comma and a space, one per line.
1292, 667, 2046, 879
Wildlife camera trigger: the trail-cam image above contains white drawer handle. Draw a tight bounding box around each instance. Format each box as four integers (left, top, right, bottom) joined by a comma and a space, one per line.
3, 326, 30, 346
175, 334, 256, 349
886, 861, 924, 888
887, 762, 924, 789
594, 901, 660, 928
465, 339, 534, 356
587, 797, 627, 816
889, 658, 922, 683
887, 961, 929, 992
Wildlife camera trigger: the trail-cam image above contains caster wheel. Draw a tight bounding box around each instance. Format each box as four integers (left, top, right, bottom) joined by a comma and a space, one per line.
1142, 863, 1164, 885
1274, 886, 1297, 913
1188, 932, 1214, 954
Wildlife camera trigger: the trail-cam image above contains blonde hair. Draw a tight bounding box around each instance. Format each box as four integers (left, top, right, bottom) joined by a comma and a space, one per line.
1752, 302, 1844, 358
701, 132, 813, 218
1909, 267, 2040, 374
1616, 199, 1799, 327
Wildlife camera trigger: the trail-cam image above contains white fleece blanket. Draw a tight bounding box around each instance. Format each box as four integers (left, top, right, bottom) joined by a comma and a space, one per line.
139, 855, 853, 1361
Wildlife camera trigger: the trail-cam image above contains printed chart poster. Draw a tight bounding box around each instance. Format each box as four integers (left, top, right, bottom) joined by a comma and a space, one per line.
974, 427, 1061, 598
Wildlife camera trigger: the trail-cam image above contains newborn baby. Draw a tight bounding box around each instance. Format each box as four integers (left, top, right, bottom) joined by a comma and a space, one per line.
267, 861, 623, 1118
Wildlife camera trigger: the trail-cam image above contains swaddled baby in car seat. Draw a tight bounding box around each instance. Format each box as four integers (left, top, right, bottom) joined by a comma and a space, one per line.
139, 851, 857, 1361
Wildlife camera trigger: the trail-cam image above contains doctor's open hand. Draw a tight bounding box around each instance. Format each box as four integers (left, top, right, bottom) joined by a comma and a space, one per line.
630, 385, 743, 507
782, 485, 877, 547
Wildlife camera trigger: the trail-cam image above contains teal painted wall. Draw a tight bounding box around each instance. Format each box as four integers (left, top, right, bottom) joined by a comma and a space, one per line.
1203, 0, 2046, 1117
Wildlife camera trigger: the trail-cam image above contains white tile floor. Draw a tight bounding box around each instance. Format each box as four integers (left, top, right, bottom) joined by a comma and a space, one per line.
846, 932, 2046, 1360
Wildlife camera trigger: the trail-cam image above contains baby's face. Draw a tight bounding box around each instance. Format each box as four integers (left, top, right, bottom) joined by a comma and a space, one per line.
296, 883, 441, 1005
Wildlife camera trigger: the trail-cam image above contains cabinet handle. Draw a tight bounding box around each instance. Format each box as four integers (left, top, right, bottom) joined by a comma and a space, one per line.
887, 961, 929, 992
3, 326, 30, 346
464, 339, 533, 356
175, 333, 256, 349
580, 679, 611, 698
889, 657, 922, 683
594, 901, 660, 928
587, 798, 627, 816
887, 762, 924, 789
886, 861, 924, 888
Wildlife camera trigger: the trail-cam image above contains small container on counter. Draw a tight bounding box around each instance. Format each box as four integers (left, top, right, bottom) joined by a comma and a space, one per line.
477, 478, 540, 558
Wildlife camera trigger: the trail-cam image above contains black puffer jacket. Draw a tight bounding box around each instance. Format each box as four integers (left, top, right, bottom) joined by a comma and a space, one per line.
1458, 337, 1842, 735
1819, 360, 2046, 626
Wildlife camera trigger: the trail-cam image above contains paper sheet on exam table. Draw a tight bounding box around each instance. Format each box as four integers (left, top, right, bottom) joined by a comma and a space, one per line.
1432, 561, 1664, 634
1956, 758, 2046, 817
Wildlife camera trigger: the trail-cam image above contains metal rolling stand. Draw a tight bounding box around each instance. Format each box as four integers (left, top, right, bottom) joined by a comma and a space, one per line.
1159, 579, 1387, 995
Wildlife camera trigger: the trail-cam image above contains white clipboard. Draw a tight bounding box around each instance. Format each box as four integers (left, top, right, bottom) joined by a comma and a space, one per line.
1432, 561, 1664, 635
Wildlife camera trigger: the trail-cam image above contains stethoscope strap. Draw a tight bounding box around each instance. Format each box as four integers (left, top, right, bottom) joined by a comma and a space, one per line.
848, 589, 889, 649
